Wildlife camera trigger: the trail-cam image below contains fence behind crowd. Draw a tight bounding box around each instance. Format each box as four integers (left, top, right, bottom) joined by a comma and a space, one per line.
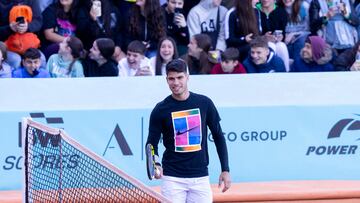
1, 73, 360, 191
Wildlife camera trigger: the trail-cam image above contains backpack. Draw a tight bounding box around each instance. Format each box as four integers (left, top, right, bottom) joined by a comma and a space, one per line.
4, 5, 40, 54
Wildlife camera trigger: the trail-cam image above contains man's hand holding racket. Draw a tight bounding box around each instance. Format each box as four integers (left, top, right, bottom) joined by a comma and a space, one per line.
146, 143, 162, 180
154, 164, 162, 179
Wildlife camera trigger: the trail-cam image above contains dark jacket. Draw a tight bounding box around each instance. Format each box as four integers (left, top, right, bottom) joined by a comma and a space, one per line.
161, 4, 189, 47
243, 49, 286, 73
181, 54, 215, 74
292, 44, 334, 72
82, 58, 119, 77
226, 8, 260, 61
0, 0, 42, 41
255, 3, 288, 36
309, 0, 360, 35
76, 3, 123, 50
333, 47, 357, 71
122, 6, 166, 52
292, 58, 334, 72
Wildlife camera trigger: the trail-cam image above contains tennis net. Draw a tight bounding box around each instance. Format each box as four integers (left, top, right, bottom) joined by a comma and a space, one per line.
22, 118, 169, 202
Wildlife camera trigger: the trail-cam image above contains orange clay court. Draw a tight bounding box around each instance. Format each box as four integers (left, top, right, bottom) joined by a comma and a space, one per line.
1, 180, 360, 202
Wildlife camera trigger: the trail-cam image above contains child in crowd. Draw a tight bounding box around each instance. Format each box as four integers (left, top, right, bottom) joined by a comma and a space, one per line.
243, 36, 286, 73
150, 37, 179, 75
47, 36, 85, 78
183, 33, 215, 74
12, 48, 50, 78
0, 42, 12, 78
211, 47, 246, 74
118, 40, 153, 76
82, 38, 119, 77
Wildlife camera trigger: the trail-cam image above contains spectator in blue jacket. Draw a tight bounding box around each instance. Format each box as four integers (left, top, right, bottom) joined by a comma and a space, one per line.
12, 48, 50, 78
291, 36, 334, 72
243, 36, 286, 73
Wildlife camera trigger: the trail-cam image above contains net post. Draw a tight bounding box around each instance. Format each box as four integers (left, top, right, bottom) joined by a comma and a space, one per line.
21, 117, 31, 203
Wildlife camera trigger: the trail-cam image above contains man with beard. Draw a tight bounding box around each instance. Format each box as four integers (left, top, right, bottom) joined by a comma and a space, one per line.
146, 59, 231, 202
291, 36, 334, 72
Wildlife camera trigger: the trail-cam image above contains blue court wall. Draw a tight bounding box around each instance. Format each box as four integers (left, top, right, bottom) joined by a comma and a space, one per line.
1, 73, 360, 190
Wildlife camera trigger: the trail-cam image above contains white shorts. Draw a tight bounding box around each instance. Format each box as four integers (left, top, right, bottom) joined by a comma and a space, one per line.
161, 175, 212, 203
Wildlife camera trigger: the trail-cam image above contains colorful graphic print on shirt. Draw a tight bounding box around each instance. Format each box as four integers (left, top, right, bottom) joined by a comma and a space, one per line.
56, 18, 76, 37
171, 108, 202, 153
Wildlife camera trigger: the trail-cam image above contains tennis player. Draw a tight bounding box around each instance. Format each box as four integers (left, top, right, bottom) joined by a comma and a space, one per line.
146, 59, 231, 202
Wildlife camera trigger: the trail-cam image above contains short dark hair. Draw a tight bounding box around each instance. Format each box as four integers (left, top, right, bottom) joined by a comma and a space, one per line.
221, 47, 239, 61
249, 36, 269, 49
23, 48, 41, 60
127, 40, 146, 55
95, 38, 115, 60
166, 59, 187, 74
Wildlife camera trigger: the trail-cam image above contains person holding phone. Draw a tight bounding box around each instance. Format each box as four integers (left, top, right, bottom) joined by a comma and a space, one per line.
76, 0, 125, 61
278, 0, 310, 61
225, 0, 259, 62
309, 0, 360, 54
161, 0, 189, 56
0, 0, 43, 69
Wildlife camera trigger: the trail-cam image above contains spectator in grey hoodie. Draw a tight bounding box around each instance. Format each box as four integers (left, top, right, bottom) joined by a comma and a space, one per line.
187, 0, 228, 51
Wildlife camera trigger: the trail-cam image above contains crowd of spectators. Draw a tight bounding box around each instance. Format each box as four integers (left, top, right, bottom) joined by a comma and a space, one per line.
0, 0, 359, 78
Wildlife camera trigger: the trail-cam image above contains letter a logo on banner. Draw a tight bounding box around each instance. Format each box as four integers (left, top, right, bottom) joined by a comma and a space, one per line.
103, 124, 133, 156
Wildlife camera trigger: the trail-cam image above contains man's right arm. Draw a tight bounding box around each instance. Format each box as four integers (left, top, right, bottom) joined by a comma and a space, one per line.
146, 106, 163, 179
146, 106, 162, 157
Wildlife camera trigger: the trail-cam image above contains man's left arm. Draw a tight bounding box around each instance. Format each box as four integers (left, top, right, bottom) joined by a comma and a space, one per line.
207, 99, 231, 192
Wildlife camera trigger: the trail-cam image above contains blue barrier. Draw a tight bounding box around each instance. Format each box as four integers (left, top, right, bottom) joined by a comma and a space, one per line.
1, 73, 360, 190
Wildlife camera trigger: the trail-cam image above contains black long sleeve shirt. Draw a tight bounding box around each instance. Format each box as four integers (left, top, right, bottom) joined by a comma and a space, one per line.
146, 92, 229, 178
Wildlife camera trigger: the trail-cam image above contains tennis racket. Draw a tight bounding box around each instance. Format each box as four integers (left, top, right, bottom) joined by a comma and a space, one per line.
146, 143, 158, 180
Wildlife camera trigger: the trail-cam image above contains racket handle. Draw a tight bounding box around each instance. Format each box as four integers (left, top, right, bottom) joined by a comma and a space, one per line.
155, 166, 161, 177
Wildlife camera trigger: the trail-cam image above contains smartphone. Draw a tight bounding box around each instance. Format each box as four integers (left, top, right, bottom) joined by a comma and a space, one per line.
174, 8, 182, 15
173, 8, 182, 24
16, 16, 25, 24
92, 0, 102, 17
